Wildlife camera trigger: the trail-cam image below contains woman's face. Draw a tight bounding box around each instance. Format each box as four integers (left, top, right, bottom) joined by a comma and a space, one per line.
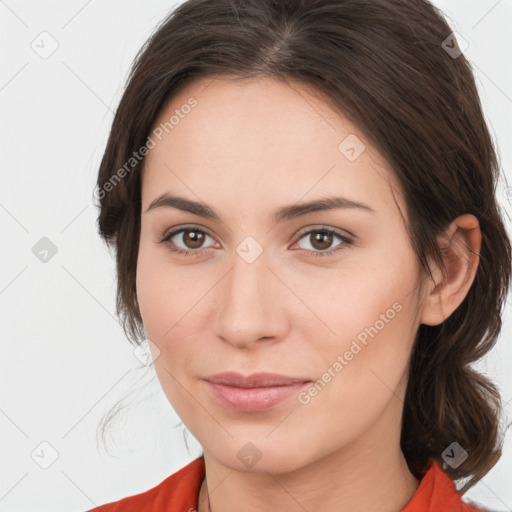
136, 76, 428, 473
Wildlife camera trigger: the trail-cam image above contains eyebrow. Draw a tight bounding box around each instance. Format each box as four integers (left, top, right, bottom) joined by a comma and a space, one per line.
145, 193, 375, 223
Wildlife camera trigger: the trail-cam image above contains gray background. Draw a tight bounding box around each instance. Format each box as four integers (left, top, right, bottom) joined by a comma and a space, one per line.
0, 0, 511, 510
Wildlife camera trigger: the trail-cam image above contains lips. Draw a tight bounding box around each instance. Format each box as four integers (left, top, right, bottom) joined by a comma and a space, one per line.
204, 371, 311, 388
203, 372, 312, 412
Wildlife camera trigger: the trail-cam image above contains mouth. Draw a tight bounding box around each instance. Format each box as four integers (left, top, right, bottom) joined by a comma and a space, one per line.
203, 372, 312, 412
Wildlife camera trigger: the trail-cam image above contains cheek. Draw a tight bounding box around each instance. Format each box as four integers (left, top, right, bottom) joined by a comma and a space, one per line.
136, 241, 194, 332
135, 246, 188, 364
289, 260, 419, 449
135, 245, 211, 368
136, 249, 202, 415
298, 243, 418, 341
301, 245, 420, 391
136, 250, 168, 337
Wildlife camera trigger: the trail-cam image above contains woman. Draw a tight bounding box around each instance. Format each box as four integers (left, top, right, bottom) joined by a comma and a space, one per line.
90, 0, 511, 510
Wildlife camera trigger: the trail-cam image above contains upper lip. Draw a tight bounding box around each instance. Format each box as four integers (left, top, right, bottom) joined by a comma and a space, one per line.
204, 372, 311, 388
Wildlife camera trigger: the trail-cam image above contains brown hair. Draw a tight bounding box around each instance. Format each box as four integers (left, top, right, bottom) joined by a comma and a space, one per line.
94, 0, 511, 493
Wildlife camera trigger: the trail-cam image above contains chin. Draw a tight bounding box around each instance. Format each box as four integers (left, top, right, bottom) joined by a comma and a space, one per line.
205, 438, 318, 475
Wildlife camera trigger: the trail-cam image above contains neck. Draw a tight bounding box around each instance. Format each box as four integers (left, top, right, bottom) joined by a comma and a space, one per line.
198, 451, 418, 512
197, 400, 420, 512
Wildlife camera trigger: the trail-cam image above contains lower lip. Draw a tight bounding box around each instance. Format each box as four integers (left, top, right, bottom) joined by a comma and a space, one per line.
204, 381, 309, 412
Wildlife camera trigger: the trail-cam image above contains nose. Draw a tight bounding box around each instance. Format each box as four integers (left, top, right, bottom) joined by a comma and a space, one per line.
213, 249, 289, 349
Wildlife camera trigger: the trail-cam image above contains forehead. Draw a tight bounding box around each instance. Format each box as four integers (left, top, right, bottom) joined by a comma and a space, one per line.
141, 76, 404, 218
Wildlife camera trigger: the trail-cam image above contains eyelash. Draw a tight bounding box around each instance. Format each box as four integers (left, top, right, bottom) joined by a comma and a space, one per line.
159, 225, 353, 259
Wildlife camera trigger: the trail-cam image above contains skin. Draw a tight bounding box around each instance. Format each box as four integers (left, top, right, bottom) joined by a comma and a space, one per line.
136, 76, 481, 512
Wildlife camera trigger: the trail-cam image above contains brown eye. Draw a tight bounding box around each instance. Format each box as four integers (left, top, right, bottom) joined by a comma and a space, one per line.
295, 228, 353, 258
160, 227, 216, 257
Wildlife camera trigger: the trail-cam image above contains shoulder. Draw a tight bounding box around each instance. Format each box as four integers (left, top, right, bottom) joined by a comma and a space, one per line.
401, 459, 500, 512
87, 456, 205, 512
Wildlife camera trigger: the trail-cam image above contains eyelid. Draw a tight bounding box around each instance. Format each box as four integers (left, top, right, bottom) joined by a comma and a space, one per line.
293, 224, 354, 241
161, 223, 215, 241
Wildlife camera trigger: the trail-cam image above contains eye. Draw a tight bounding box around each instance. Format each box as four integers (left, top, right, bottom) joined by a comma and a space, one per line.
293, 227, 353, 257
159, 226, 217, 257
159, 225, 353, 259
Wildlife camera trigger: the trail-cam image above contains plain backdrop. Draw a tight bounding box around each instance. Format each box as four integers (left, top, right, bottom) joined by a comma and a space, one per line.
0, 1, 511, 511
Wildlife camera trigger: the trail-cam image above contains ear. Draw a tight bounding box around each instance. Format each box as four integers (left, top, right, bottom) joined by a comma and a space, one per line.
420, 214, 482, 326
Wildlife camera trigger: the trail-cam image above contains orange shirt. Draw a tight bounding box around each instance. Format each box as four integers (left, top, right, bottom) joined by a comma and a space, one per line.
89, 457, 487, 511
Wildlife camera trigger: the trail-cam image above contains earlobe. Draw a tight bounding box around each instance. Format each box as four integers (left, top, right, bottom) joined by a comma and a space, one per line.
420, 214, 482, 326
